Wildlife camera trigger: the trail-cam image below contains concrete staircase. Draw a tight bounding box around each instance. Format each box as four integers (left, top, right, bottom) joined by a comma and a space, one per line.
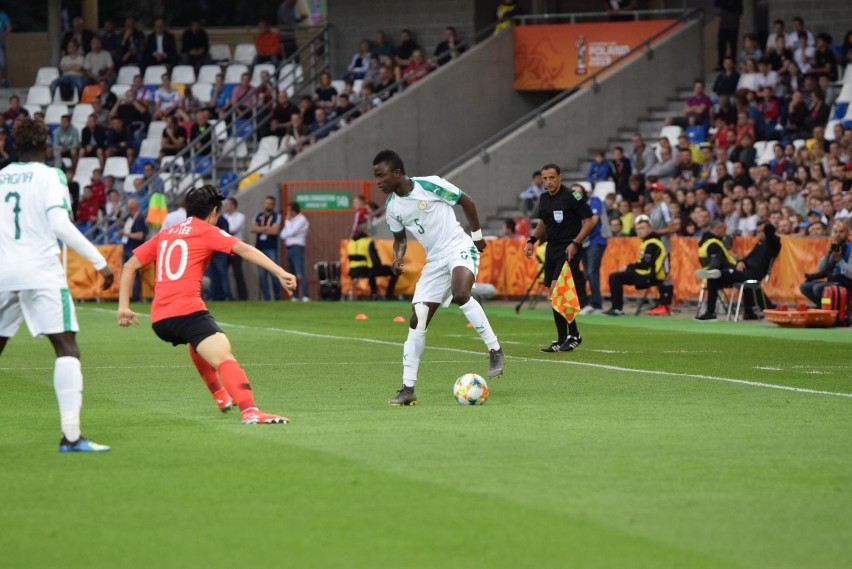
481, 86, 695, 236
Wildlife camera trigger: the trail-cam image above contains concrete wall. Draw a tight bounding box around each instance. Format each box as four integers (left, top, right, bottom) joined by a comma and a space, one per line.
444, 17, 703, 213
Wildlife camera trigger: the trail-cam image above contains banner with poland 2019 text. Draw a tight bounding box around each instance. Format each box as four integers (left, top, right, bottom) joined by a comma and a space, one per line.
513, 20, 677, 91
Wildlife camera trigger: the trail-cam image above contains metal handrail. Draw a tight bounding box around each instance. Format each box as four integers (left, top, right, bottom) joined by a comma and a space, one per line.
437, 8, 703, 176
514, 8, 691, 25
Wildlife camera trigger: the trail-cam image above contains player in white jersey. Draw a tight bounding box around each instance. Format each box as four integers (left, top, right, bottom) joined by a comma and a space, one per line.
372, 149, 503, 406
0, 117, 113, 452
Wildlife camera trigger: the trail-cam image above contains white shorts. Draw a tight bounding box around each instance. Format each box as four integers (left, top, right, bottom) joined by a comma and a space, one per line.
413, 245, 480, 307
0, 289, 79, 338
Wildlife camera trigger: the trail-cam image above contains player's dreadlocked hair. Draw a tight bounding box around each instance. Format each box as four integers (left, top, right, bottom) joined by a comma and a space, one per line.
372, 149, 405, 174
185, 184, 225, 220
12, 118, 49, 153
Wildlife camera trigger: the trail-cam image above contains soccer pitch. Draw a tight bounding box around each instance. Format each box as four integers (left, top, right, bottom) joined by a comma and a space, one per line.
1, 301, 850, 568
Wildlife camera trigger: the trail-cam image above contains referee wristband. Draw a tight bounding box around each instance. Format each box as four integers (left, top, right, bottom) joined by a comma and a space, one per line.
527, 236, 538, 244
570, 240, 581, 248
471, 229, 483, 241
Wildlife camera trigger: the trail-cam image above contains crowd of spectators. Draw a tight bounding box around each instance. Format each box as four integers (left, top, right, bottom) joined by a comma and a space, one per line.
572, 16, 852, 244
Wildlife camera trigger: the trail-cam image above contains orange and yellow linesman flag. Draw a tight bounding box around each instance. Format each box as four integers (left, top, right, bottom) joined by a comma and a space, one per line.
145, 192, 168, 231
551, 261, 581, 323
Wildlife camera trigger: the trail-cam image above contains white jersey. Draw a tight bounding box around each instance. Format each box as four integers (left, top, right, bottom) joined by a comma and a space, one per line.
0, 162, 73, 291
385, 176, 472, 260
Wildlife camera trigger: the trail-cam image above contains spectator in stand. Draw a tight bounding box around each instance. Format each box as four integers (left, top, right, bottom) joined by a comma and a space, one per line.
105, 188, 124, 223
371, 29, 394, 59
648, 181, 679, 250
803, 90, 830, 137
713, 57, 740, 99
282, 112, 308, 155
646, 144, 677, 183
129, 74, 152, 111
606, 0, 638, 22
80, 113, 106, 166
435, 26, 465, 66
609, 146, 632, 199
519, 170, 544, 217
792, 30, 815, 74
95, 78, 117, 112
53, 115, 80, 169
363, 54, 382, 87
75, 185, 100, 231
270, 89, 298, 137
787, 16, 815, 51
62, 16, 94, 55
374, 65, 396, 100
104, 116, 132, 165
89, 168, 106, 208
83, 36, 114, 85
767, 36, 793, 72
3, 95, 23, 130
345, 40, 372, 81
277, 0, 308, 59
159, 115, 186, 158
308, 107, 337, 144
51, 40, 87, 101
0, 10, 11, 88
622, 174, 644, 204
180, 19, 211, 71
152, 74, 187, 122
732, 132, 757, 169
630, 133, 656, 178
394, 29, 420, 81
298, 95, 316, 125
119, 18, 146, 69
250, 196, 283, 301
145, 18, 178, 68
190, 110, 213, 156
754, 57, 778, 93
672, 79, 713, 128
313, 71, 338, 111
119, 197, 147, 301
403, 50, 435, 87
209, 73, 232, 119
100, 19, 121, 64
253, 20, 283, 68
334, 93, 359, 124
111, 88, 148, 153
715, 0, 742, 69
737, 33, 762, 71
673, 147, 701, 186
140, 162, 164, 198
586, 151, 611, 184
230, 73, 255, 119
765, 19, 785, 53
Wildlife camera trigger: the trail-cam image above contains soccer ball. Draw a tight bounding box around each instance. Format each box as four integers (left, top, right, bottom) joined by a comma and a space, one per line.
453, 373, 489, 406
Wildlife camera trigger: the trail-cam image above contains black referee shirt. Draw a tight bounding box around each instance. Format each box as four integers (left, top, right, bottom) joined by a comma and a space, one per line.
536, 185, 593, 247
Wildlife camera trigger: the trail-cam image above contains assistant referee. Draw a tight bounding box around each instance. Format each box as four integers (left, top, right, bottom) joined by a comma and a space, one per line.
523, 163, 595, 352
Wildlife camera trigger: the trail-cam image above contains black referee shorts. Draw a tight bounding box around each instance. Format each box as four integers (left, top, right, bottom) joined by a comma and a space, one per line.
543, 242, 583, 285
152, 310, 224, 349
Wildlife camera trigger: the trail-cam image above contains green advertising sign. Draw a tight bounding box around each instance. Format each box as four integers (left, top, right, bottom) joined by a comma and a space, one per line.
294, 192, 352, 210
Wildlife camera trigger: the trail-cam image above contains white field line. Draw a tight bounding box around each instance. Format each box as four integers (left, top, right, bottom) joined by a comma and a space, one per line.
0, 361, 473, 372
81, 307, 852, 399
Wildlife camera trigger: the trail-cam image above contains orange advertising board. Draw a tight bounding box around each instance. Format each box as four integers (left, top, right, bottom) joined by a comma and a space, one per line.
514, 20, 678, 90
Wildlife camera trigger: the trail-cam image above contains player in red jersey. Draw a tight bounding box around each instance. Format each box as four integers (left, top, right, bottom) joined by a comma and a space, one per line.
117, 185, 297, 424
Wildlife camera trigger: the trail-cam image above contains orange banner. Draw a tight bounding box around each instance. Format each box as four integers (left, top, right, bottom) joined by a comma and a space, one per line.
514, 20, 677, 90
64, 236, 830, 305
340, 237, 831, 305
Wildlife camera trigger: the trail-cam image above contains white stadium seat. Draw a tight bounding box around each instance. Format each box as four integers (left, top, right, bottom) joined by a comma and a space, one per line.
44, 103, 69, 126
209, 44, 231, 64
171, 65, 197, 86
103, 156, 130, 179
34, 67, 60, 86
142, 65, 169, 86
26, 86, 52, 107
197, 65, 222, 85
250, 64, 276, 87
116, 65, 141, 86
138, 138, 162, 159
191, 82, 213, 105
224, 64, 249, 85
233, 43, 256, 65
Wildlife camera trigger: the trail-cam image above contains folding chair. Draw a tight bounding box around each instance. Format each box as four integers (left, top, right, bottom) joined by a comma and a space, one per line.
727, 260, 774, 322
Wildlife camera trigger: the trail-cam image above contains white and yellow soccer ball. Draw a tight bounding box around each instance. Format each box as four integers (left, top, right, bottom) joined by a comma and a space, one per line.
453, 373, 489, 406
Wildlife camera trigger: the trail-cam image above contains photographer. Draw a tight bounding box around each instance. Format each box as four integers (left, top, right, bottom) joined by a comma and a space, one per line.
800, 219, 852, 306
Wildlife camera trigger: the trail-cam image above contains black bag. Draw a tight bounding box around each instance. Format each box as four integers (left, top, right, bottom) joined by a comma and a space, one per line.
59, 81, 75, 102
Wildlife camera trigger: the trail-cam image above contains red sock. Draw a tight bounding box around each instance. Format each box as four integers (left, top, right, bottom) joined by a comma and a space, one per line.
217, 359, 256, 412
188, 345, 223, 396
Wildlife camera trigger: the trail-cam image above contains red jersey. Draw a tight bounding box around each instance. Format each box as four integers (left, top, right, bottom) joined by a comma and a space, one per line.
132, 217, 239, 322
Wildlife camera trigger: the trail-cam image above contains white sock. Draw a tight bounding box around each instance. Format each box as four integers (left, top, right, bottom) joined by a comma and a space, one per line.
402, 328, 427, 388
54, 356, 83, 442
459, 298, 500, 351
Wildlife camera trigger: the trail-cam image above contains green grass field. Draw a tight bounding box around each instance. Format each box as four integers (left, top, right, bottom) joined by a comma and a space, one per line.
1, 301, 851, 568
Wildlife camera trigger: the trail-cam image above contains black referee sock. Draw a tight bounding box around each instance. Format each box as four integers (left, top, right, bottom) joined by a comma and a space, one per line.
552, 309, 568, 344
568, 320, 579, 338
